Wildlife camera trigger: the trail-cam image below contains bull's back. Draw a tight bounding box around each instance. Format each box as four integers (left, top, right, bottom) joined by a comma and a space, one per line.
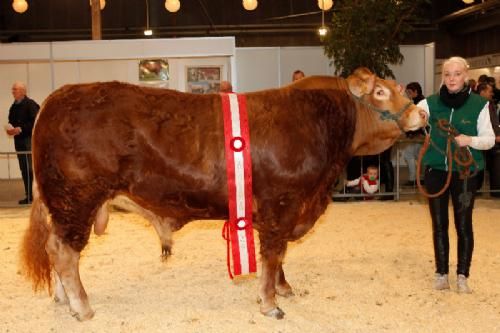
33, 82, 356, 223
33, 82, 230, 217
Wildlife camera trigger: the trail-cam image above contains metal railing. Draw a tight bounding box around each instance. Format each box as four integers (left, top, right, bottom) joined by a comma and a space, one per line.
331, 140, 500, 201
0, 151, 32, 207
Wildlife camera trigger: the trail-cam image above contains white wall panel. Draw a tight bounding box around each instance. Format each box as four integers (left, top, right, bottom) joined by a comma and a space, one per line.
78, 60, 136, 83
390, 45, 426, 93
0, 153, 21, 179
235, 48, 280, 92
424, 43, 435, 96
279, 47, 334, 85
27, 63, 52, 106
142, 38, 235, 58
51, 37, 235, 61
0, 42, 50, 61
52, 40, 138, 60
53, 62, 80, 89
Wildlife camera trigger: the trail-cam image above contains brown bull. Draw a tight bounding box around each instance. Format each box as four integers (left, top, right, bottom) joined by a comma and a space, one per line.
21, 68, 427, 320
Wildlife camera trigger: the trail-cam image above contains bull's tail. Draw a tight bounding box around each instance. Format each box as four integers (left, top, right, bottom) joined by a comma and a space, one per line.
20, 181, 52, 294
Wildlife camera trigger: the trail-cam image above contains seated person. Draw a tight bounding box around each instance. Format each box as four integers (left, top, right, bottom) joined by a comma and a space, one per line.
345, 165, 379, 199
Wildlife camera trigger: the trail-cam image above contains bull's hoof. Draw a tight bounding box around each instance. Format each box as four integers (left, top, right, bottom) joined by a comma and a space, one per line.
70, 308, 95, 321
262, 307, 285, 320
161, 246, 172, 261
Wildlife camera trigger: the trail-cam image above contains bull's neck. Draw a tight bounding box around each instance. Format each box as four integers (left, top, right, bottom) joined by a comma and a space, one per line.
350, 105, 401, 156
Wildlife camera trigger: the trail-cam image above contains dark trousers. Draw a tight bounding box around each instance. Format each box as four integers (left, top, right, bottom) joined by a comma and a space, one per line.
425, 168, 478, 277
14, 137, 33, 200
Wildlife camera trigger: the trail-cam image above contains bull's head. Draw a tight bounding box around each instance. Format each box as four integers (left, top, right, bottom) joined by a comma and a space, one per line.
346, 67, 427, 132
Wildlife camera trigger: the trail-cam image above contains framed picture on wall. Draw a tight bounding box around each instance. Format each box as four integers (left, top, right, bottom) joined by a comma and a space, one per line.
139, 59, 169, 88
186, 66, 222, 94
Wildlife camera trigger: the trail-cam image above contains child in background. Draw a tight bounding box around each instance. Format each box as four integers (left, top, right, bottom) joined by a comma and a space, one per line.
345, 165, 379, 199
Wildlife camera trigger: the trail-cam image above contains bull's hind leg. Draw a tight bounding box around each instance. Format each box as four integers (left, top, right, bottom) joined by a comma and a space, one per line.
54, 272, 69, 304
275, 263, 294, 297
258, 237, 287, 319
45, 231, 94, 321
111, 196, 174, 260
147, 216, 174, 260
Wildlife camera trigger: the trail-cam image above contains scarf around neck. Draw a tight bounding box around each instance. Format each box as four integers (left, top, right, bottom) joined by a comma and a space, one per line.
439, 85, 470, 109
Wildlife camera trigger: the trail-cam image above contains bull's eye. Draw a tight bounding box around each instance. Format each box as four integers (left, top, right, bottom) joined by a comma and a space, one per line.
373, 86, 390, 101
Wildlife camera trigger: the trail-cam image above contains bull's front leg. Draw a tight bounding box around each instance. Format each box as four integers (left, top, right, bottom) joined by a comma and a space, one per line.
258, 237, 287, 319
45, 232, 94, 321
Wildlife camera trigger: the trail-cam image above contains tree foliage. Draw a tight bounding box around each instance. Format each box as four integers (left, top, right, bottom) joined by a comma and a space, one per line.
323, 0, 428, 79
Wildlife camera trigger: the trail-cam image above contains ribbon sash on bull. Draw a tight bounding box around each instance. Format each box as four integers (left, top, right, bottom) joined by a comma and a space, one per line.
220, 92, 257, 278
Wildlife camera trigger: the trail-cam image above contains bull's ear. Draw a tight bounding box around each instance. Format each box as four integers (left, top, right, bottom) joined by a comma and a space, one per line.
347, 72, 376, 97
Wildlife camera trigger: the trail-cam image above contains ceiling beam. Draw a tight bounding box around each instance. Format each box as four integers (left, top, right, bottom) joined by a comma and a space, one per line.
435, 0, 500, 23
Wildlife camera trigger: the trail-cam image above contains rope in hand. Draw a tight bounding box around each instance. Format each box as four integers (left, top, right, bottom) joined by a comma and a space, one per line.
416, 119, 478, 198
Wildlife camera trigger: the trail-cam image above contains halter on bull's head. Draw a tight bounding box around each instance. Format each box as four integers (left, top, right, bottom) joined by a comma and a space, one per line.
346, 67, 427, 133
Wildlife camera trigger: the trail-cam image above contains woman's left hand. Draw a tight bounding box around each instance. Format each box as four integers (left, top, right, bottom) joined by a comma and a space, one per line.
455, 134, 472, 147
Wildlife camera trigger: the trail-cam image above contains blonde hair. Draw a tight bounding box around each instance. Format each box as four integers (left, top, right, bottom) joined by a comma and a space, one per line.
441, 56, 469, 86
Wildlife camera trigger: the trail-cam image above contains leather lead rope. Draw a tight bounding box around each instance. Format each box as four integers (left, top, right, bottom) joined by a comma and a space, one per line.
416, 119, 477, 198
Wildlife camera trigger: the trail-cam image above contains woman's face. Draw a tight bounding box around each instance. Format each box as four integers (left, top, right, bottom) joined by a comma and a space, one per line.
442, 62, 467, 93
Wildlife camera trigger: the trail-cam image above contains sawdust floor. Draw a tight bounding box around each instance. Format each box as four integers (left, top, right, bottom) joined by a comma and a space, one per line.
1, 199, 499, 333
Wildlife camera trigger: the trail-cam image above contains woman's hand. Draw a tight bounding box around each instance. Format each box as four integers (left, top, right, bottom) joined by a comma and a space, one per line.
455, 134, 472, 147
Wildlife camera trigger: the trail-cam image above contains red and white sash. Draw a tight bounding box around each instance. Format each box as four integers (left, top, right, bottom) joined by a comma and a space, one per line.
220, 92, 257, 278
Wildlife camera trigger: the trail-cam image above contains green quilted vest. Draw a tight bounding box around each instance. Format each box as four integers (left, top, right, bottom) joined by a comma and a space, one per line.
424, 92, 488, 172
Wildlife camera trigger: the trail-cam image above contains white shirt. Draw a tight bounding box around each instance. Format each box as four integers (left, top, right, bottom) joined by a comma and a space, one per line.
417, 99, 495, 150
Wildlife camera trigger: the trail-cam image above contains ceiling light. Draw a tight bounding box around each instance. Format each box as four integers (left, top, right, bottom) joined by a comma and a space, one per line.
318, 1, 329, 38
165, 0, 180, 13
317, 0, 333, 11
12, 0, 28, 13
144, 0, 153, 36
462, 0, 474, 3
243, 0, 258, 11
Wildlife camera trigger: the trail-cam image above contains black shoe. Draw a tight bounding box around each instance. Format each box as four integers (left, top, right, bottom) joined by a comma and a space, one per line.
18, 197, 32, 205
403, 180, 415, 187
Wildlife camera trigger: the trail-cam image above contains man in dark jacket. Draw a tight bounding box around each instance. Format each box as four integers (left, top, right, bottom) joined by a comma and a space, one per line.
5, 82, 39, 204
